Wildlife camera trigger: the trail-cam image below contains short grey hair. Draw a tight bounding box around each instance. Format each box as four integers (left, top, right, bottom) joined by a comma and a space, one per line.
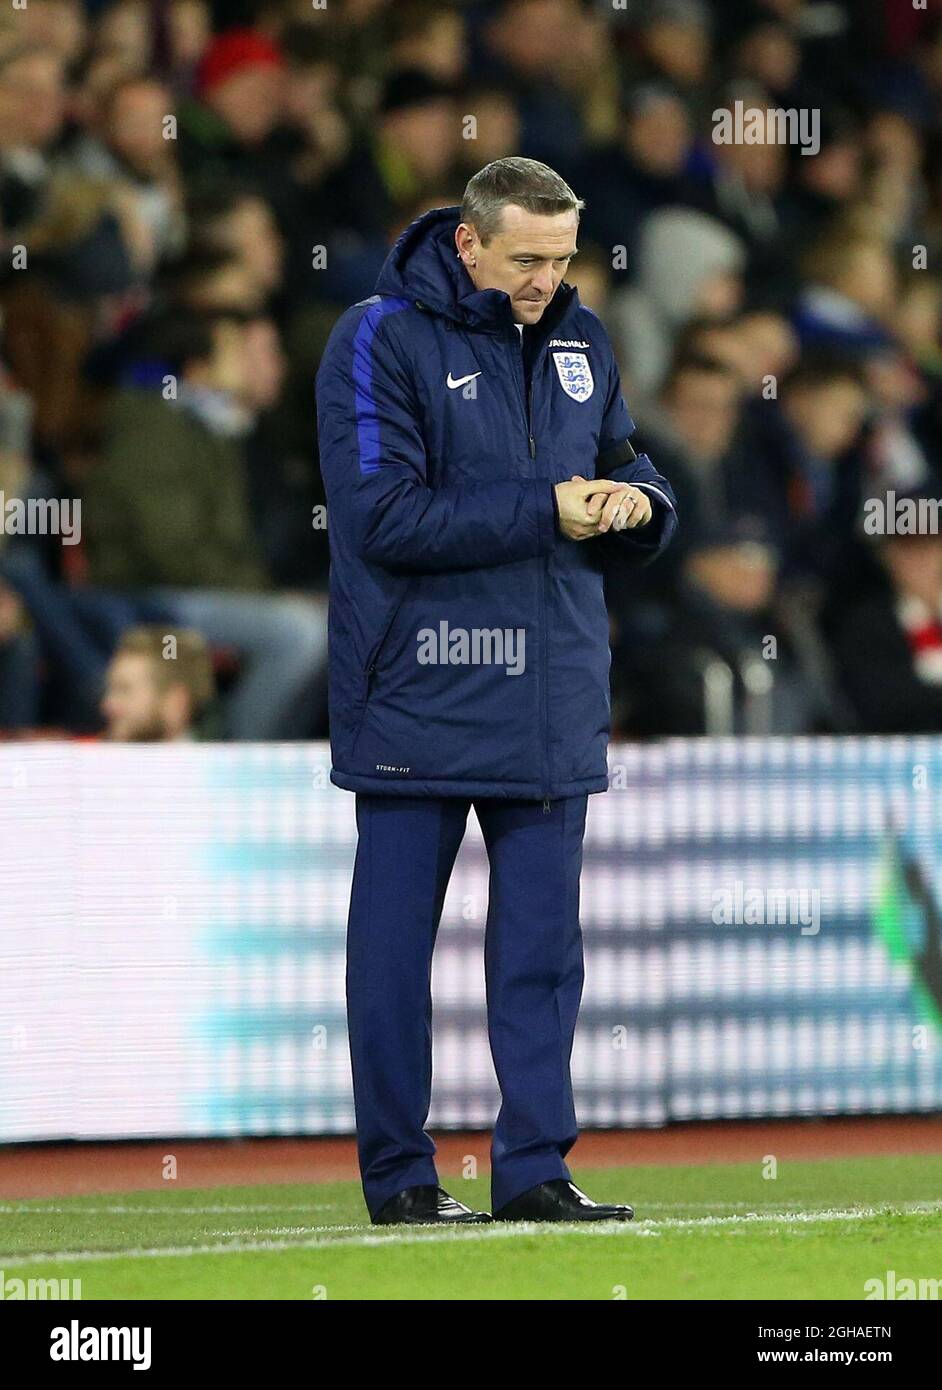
460, 157, 584, 245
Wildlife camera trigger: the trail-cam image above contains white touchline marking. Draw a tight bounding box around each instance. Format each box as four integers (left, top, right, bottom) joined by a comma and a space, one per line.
0, 1204, 339, 1215
0, 1197, 872, 1217
2, 1200, 941, 1268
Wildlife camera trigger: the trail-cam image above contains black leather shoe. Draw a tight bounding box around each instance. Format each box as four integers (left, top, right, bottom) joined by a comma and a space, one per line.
372, 1184, 493, 1225
494, 1179, 634, 1222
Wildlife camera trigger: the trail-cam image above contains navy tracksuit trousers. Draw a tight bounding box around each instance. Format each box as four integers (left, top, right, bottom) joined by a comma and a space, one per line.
346, 792, 588, 1217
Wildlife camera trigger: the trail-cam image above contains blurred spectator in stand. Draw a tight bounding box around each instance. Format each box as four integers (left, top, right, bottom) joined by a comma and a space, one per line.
675, 309, 800, 398
880, 13, 942, 130
752, 354, 870, 590
738, 308, 801, 386
68, 45, 145, 142
321, 68, 460, 250
158, 249, 266, 315
94, 0, 153, 76
316, 0, 394, 113
386, 1, 467, 84
862, 345, 934, 501
273, 22, 354, 302
672, 314, 756, 383
922, 130, 942, 266
242, 312, 328, 590
0, 41, 68, 240
101, 625, 215, 741
686, 79, 788, 297
896, 269, 942, 384
573, 83, 693, 284
69, 75, 185, 265
608, 354, 799, 735
278, 21, 350, 181
0, 386, 41, 729
792, 228, 897, 355
186, 184, 284, 310
905, 271, 942, 477
777, 111, 863, 258
730, 13, 806, 106
562, 240, 614, 321
478, 0, 597, 172
861, 108, 926, 252
178, 26, 303, 231
796, 226, 925, 511
643, 354, 774, 564
629, 0, 712, 125
753, 353, 873, 726
166, 0, 213, 94
0, 571, 38, 730
82, 311, 327, 739
455, 81, 521, 173
612, 207, 746, 401
832, 502, 942, 733
2, 171, 154, 459
0, 369, 139, 733
17, 0, 88, 66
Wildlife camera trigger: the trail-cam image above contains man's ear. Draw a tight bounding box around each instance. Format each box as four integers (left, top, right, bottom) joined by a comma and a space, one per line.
455, 223, 478, 269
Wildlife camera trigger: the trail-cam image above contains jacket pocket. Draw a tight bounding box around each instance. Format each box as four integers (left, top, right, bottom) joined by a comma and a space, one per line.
353, 580, 416, 748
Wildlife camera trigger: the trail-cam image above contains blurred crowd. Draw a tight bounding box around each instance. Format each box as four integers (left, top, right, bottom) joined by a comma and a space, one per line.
2, 0, 942, 740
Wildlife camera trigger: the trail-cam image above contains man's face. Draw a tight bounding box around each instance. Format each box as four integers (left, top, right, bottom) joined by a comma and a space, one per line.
209, 66, 285, 146
884, 535, 942, 598
0, 52, 67, 149
642, 19, 709, 87
667, 368, 741, 462
384, 98, 457, 182
169, 0, 212, 67
461, 93, 519, 165
101, 653, 179, 741
203, 319, 251, 396
225, 197, 284, 294
240, 318, 285, 411
626, 98, 690, 177
108, 82, 172, 172
489, 0, 576, 79
458, 204, 578, 325
785, 380, 867, 459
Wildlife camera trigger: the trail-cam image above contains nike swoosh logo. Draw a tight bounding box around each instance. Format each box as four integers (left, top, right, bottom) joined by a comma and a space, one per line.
446, 371, 482, 389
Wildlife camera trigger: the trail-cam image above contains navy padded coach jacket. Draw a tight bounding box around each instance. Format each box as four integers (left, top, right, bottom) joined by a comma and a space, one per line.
315, 206, 678, 799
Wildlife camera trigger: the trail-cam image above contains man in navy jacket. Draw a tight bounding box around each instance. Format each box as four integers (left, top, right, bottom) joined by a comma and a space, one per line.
316, 157, 677, 1224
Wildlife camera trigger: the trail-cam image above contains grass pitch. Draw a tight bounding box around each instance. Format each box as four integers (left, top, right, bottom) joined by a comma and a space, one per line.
1, 1154, 940, 1300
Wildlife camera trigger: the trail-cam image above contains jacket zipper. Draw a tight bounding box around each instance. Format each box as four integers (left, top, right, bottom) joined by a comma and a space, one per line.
513, 332, 551, 807
531, 376, 551, 809
528, 377, 536, 459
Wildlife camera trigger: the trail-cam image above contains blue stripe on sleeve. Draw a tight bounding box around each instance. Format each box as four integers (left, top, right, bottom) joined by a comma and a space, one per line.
351, 296, 410, 476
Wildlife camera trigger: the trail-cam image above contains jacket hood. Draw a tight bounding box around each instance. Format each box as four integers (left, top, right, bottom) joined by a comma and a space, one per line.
374, 204, 577, 332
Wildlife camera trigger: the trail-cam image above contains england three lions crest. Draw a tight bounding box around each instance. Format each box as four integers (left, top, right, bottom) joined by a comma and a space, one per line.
552, 351, 594, 402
